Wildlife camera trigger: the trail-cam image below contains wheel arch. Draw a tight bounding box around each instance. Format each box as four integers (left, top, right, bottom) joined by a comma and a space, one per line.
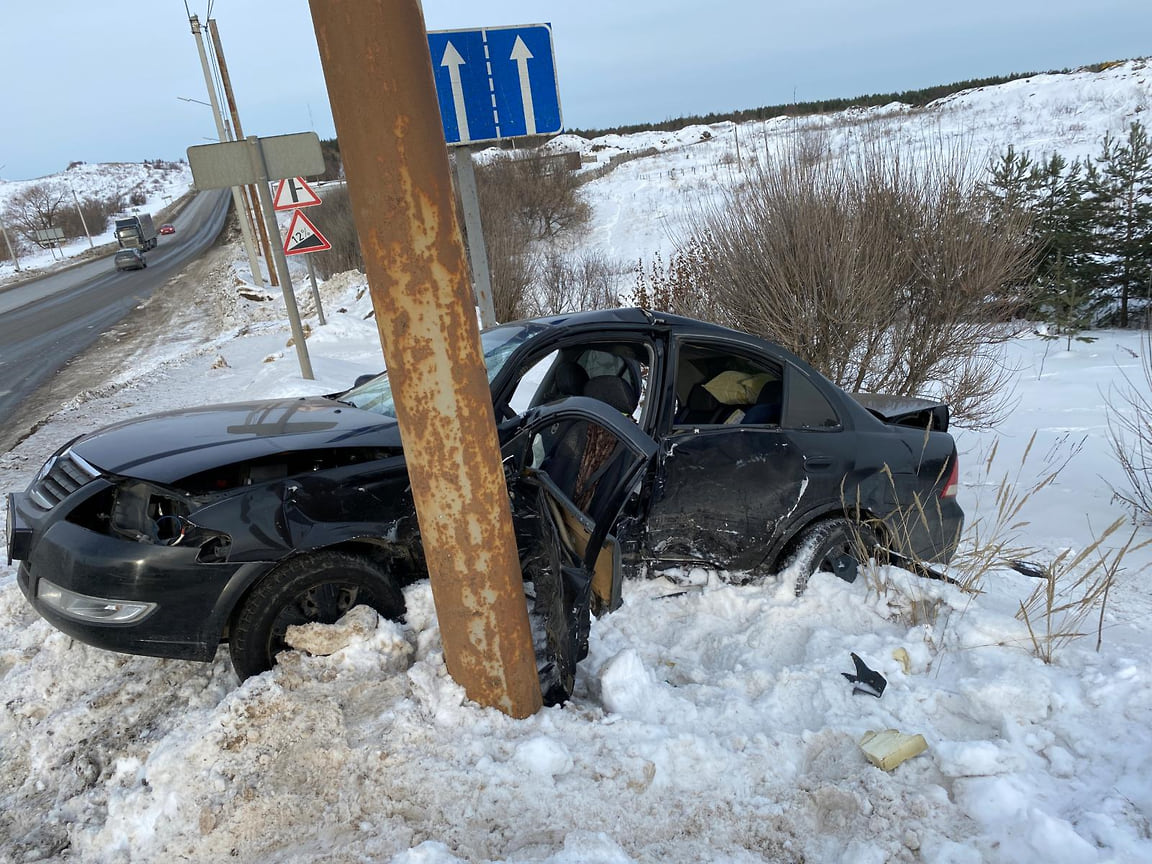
214, 537, 422, 642
766, 502, 892, 573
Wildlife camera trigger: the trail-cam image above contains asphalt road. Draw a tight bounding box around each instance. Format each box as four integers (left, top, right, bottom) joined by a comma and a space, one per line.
0, 190, 230, 433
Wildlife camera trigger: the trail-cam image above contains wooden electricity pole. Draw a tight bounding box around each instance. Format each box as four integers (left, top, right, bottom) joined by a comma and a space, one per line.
208, 18, 279, 287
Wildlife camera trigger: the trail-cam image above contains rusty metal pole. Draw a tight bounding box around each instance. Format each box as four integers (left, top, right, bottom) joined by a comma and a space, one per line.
308, 0, 541, 717
208, 18, 280, 288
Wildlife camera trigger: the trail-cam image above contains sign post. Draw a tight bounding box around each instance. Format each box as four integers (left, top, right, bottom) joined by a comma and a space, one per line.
188, 132, 325, 380
282, 206, 331, 326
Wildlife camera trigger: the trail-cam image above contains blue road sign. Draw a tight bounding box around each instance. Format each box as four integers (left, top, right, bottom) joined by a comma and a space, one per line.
427, 24, 562, 145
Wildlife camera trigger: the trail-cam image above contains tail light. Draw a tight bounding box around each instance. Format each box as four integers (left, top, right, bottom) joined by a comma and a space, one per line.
941, 457, 959, 499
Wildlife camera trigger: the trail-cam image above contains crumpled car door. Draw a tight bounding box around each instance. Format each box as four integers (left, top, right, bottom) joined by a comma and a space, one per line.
501, 398, 657, 705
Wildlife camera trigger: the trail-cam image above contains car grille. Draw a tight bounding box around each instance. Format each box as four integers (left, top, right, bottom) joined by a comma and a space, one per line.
28, 451, 101, 511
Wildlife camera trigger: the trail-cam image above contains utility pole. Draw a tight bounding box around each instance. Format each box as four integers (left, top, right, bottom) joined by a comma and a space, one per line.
0, 216, 20, 272
68, 184, 94, 249
187, 13, 264, 288
309, 0, 542, 717
208, 18, 279, 287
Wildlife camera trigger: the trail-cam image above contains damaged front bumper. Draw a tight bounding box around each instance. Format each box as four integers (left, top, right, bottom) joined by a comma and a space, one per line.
11, 486, 271, 662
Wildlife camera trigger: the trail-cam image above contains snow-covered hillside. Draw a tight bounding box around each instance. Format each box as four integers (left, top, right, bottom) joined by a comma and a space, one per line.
0, 161, 192, 280
1, 61, 1150, 863
540, 58, 1150, 271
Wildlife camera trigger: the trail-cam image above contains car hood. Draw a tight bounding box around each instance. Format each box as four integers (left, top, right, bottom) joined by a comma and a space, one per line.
69, 397, 402, 484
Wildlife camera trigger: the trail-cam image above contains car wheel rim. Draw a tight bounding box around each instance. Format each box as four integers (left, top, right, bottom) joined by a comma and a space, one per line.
267, 581, 375, 657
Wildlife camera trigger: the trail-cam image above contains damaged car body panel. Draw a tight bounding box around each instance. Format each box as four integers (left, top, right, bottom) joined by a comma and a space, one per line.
502, 399, 657, 704
9, 308, 963, 694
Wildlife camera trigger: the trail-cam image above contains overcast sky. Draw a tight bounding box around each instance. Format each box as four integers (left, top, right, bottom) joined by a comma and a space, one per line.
3, 1, 1151, 181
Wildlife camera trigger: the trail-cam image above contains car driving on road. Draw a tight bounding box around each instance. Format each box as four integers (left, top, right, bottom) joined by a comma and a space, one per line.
159, 224, 176, 236
113, 248, 146, 271
8, 309, 963, 701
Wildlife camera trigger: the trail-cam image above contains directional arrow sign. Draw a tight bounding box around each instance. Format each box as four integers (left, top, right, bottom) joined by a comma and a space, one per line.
283, 209, 331, 256
427, 24, 562, 145
273, 176, 322, 211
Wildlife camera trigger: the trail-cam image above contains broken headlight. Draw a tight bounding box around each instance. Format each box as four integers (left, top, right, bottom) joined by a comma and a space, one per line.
109, 481, 232, 562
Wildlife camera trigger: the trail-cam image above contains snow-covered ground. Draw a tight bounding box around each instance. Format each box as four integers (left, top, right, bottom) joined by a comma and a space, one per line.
1, 61, 1151, 863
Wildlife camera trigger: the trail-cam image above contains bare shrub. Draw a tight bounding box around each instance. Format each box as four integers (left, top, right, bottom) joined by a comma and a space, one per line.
632, 236, 731, 324
479, 200, 537, 322
475, 156, 540, 321
684, 134, 1036, 428
310, 185, 363, 279
0, 226, 23, 263
534, 250, 623, 315
56, 192, 124, 239
1106, 328, 1152, 520
477, 151, 591, 241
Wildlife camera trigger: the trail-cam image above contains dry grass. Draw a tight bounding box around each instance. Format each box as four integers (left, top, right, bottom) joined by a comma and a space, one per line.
1106, 328, 1152, 522
1016, 519, 1148, 662
948, 432, 1084, 590
837, 431, 1144, 661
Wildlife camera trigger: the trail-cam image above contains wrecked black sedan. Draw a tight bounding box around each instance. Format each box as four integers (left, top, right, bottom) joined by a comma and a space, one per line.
8, 309, 962, 698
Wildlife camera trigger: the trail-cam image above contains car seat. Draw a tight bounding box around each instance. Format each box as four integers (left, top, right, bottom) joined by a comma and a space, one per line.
675, 382, 728, 425
552, 360, 590, 399
742, 379, 783, 425
584, 375, 639, 416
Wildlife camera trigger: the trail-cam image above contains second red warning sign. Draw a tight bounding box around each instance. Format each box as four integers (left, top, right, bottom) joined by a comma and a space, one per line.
283, 209, 331, 256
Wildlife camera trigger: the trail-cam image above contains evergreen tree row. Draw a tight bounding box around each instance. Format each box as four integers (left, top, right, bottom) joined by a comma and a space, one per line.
984, 120, 1152, 332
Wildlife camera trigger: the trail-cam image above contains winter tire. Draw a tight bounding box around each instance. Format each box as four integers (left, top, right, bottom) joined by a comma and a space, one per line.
228, 551, 404, 680
785, 518, 879, 596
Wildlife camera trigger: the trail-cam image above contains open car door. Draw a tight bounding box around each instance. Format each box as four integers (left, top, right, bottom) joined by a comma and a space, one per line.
501, 397, 657, 705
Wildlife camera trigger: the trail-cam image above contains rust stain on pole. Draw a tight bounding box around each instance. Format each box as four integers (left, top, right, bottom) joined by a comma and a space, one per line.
308, 0, 541, 717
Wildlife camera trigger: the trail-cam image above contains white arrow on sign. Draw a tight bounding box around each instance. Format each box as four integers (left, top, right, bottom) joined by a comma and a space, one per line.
440, 41, 471, 143
510, 36, 536, 136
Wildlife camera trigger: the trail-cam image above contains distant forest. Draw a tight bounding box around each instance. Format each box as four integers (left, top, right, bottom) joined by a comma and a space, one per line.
567, 60, 1129, 138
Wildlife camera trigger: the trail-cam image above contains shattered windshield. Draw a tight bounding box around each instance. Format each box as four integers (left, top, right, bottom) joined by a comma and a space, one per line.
339, 323, 544, 418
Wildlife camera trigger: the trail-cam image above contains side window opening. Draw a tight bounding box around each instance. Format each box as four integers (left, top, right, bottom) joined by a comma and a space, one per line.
672, 344, 783, 427
508, 342, 654, 425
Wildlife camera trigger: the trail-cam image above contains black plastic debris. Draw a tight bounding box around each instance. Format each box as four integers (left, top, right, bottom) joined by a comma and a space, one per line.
842, 652, 887, 698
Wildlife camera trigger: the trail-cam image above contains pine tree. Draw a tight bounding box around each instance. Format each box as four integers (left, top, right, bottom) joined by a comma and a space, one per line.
1039, 253, 1097, 349
1089, 121, 1152, 327
1031, 154, 1098, 309
983, 145, 1037, 213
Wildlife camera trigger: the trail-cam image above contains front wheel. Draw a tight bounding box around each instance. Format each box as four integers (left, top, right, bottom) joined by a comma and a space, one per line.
228, 551, 405, 679
784, 518, 879, 596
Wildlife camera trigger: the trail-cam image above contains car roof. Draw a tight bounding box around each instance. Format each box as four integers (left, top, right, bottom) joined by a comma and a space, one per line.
512, 307, 741, 339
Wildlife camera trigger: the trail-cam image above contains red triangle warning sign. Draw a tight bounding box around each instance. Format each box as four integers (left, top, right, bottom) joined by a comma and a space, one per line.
273, 176, 322, 210
283, 209, 331, 256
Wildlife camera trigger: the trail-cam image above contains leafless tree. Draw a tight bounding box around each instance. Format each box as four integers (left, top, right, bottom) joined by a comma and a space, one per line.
4, 182, 71, 244
534, 249, 623, 315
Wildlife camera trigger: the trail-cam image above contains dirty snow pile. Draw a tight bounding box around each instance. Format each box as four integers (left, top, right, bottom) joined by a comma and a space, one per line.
1, 61, 1152, 864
